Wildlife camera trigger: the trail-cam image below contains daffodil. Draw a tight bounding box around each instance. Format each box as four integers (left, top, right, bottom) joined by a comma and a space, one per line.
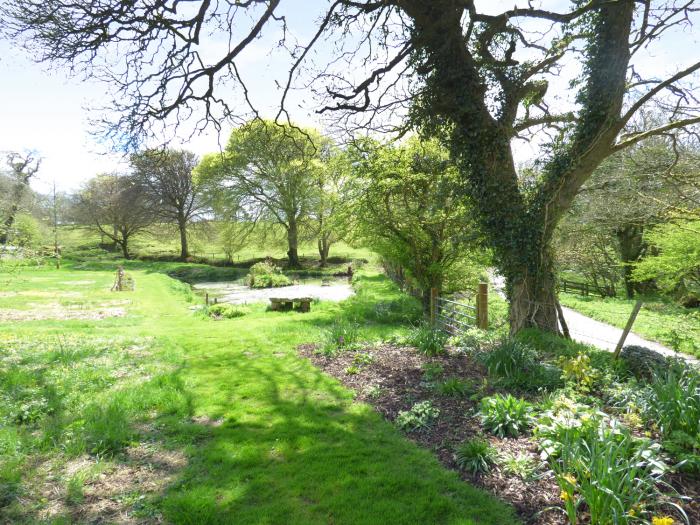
652, 516, 675, 525
562, 474, 577, 486
560, 491, 572, 502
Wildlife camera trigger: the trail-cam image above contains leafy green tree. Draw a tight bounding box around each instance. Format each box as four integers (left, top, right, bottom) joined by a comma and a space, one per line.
633, 221, 700, 306
130, 149, 206, 260
311, 148, 351, 267
351, 138, 483, 310
196, 120, 326, 268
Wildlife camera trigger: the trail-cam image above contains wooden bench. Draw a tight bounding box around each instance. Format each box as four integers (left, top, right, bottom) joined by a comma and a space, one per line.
269, 297, 312, 313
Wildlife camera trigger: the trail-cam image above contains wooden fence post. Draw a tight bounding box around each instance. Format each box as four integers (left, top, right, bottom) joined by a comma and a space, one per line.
430, 287, 438, 326
613, 300, 643, 359
476, 282, 488, 330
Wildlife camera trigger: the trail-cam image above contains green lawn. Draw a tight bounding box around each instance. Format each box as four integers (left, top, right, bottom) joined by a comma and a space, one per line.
559, 292, 700, 358
0, 258, 517, 524
58, 224, 374, 264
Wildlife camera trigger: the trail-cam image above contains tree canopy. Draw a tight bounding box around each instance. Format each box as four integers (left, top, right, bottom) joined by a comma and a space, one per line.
196, 120, 326, 268
4, 0, 700, 333
351, 138, 484, 308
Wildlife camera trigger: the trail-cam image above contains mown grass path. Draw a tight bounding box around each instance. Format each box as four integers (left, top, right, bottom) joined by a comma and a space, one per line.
0, 264, 517, 524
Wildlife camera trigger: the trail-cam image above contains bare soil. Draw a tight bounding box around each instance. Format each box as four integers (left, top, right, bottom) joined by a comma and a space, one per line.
37, 444, 187, 524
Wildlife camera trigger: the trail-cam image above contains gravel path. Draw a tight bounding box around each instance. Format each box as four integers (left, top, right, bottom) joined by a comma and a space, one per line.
489, 273, 698, 364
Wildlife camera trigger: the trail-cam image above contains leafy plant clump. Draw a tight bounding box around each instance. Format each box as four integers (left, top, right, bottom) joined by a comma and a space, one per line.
481, 339, 563, 391
435, 377, 475, 398
395, 401, 440, 432
206, 303, 247, 319
455, 437, 497, 474
480, 394, 534, 438
552, 422, 681, 525
498, 452, 539, 481
407, 323, 448, 356
246, 261, 292, 288
644, 362, 700, 439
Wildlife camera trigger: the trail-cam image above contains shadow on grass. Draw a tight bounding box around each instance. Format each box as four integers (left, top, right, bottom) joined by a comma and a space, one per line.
155, 342, 518, 525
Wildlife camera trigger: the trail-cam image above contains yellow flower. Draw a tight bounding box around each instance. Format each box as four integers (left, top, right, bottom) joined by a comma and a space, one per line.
560, 491, 572, 502
562, 474, 577, 486
652, 517, 675, 525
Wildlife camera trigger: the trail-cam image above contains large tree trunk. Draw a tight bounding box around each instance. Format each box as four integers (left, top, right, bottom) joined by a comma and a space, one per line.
400, 0, 633, 335
286, 219, 300, 268
616, 224, 645, 298
507, 257, 560, 335
177, 215, 189, 260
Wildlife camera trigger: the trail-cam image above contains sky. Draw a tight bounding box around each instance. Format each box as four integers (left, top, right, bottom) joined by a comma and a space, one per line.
0, 0, 698, 194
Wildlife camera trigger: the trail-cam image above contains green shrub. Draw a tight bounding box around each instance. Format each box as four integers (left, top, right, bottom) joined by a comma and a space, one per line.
246, 261, 291, 288
455, 437, 496, 474
481, 339, 562, 391
206, 303, 247, 319
11, 213, 44, 248
395, 401, 439, 431
407, 323, 447, 356
480, 394, 534, 438
551, 422, 679, 525
435, 377, 475, 397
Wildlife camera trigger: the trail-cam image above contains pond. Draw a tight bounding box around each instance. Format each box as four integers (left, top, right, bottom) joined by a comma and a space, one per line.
192, 276, 354, 305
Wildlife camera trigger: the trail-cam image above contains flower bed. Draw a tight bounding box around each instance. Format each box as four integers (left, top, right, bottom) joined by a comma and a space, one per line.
299, 333, 700, 525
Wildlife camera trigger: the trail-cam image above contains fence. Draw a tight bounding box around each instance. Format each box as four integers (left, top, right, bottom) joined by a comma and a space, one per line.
559, 278, 614, 298
431, 283, 488, 335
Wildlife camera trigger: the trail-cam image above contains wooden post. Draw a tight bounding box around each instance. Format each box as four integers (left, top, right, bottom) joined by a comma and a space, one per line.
476, 282, 488, 330
555, 301, 571, 340
430, 287, 438, 326
205, 293, 209, 306
613, 300, 643, 359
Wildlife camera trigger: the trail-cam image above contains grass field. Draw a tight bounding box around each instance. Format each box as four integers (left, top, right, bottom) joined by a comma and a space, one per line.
57, 225, 373, 265
0, 255, 517, 524
560, 292, 700, 358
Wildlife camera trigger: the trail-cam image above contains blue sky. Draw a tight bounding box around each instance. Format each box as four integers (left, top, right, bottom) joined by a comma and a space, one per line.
0, 1, 698, 193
